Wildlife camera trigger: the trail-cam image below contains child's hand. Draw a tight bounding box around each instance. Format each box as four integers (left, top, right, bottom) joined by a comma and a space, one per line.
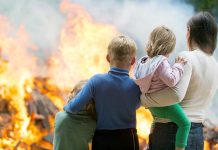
175, 56, 187, 65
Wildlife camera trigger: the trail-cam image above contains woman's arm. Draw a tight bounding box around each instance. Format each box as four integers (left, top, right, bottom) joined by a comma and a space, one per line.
141, 53, 192, 108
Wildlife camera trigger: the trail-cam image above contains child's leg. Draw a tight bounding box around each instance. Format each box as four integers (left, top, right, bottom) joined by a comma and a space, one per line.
149, 104, 191, 149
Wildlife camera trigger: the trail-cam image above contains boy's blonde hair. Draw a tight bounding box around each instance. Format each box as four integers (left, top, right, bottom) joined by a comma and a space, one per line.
68, 80, 96, 120
146, 26, 176, 58
108, 35, 137, 66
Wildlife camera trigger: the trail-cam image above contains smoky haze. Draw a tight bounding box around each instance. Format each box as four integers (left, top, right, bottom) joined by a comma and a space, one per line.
0, 0, 217, 124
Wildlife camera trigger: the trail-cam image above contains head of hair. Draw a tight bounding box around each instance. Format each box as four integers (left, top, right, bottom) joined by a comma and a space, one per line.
146, 26, 176, 58
107, 35, 137, 67
187, 11, 217, 54
68, 80, 96, 120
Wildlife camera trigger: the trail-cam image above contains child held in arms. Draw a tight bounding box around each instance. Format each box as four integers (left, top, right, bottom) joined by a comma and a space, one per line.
64, 35, 141, 150
53, 80, 96, 150
133, 26, 191, 150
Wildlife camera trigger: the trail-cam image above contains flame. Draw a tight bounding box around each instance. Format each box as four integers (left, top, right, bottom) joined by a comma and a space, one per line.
0, 1, 123, 149
47, 0, 118, 90
204, 141, 210, 150
0, 16, 43, 148
136, 108, 153, 145
48, 1, 153, 147
204, 141, 218, 150
214, 144, 218, 150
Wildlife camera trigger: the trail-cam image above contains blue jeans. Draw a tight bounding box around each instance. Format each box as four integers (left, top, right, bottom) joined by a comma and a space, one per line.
147, 122, 204, 150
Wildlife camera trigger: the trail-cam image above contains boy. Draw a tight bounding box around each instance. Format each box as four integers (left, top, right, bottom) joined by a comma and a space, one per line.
64, 35, 141, 150
54, 80, 96, 150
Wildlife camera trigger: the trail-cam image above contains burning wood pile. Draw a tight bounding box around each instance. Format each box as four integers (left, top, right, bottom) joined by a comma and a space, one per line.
0, 0, 120, 149
0, 77, 63, 149
0, 1, 152, 149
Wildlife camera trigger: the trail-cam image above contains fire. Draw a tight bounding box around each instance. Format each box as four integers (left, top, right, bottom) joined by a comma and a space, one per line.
0, 16, 44, 148
47, 0, 118, 90
0, 0, 153, 149
214, 144, 218, 150
204, 139, 218, 150
136, 108, 153, 145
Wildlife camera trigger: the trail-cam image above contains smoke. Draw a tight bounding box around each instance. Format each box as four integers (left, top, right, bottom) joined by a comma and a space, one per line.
0, 0, 64, 59
72, 0, 194, 56
0, 0, 217, 123
71, 0, 218, 124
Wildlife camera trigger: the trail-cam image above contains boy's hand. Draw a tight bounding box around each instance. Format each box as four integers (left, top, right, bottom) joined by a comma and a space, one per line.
175, 56, 187, 65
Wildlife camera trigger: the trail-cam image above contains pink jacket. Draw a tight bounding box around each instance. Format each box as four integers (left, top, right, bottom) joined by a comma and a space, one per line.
133, 55, 184, 94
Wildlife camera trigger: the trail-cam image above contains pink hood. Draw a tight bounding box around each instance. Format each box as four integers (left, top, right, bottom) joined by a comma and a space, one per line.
133, 55, 167, 93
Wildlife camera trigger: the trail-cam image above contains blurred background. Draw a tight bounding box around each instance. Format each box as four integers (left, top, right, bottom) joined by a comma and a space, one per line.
0, 0, 217, 149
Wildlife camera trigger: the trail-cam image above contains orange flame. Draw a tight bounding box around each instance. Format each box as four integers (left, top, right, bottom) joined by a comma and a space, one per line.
47, 0, 118, 90
0, 0, 154, 149
0, 16, 44, 148
136, 108, 153, 145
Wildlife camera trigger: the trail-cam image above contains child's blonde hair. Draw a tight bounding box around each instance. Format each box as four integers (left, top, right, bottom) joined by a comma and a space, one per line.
68, 80, 96, 120
108, 35, 137, 66
146, 26, 176, 58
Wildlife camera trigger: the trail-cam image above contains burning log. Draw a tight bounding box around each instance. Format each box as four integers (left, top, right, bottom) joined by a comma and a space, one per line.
0, 99, 10, 113
26, 88, 59, 130
0, 77, 63, 149
0, 98, 12, 139
31, 141, 52, 150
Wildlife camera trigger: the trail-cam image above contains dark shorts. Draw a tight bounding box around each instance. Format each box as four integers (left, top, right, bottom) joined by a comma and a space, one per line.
148, 122, 204, 150
92, 128, 139, 150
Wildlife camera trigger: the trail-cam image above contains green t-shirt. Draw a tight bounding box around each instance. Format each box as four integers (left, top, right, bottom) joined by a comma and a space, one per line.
53, 111, 96, 150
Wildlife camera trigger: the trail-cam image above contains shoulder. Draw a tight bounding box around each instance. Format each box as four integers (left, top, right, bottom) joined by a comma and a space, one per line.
138, 55, 149, 63
88, 73, 109, 86
90, 74, 104, 80
178, 50, 204, 61
158, 58, 170, 66
178, 51, 196, 67
134, 56, 149, 68
178, 51, 193, 59
155, 56, 170, 71
55, 111, 68, 119
55, 112, 72, 124
133, 56, 148, 79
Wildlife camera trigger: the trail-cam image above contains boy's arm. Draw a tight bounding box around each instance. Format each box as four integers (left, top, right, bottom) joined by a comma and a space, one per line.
64, 79, 94, 113
157, 60, 184, 87
141, 55, 192, 108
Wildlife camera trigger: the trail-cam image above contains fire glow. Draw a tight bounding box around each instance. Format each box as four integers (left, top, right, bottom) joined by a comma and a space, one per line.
0, 0, 152, 149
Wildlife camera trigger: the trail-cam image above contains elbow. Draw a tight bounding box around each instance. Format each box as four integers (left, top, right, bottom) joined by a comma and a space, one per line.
167, 79, 177, 88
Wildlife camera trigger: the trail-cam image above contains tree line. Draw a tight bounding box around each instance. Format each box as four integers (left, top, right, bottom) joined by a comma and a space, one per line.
185, 0, 218, 19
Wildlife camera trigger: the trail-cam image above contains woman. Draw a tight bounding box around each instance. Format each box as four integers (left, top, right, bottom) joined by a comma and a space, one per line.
141, 11, 218, 150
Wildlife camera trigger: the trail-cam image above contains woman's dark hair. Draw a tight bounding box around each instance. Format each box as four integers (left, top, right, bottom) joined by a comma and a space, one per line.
187, 11, 218, 54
